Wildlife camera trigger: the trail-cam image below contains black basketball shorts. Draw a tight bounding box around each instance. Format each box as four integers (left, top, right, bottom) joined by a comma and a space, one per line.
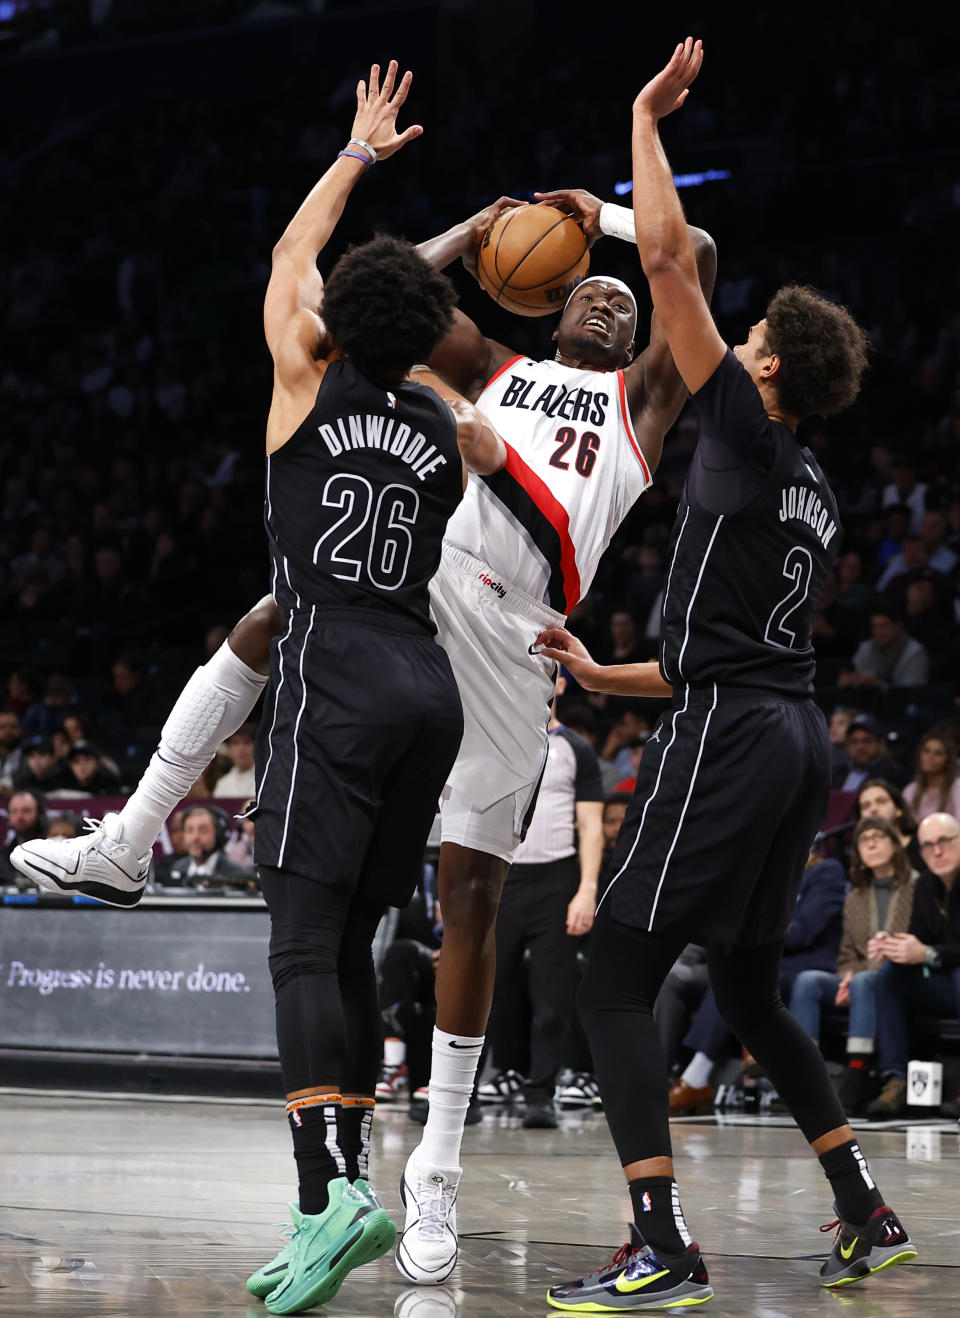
251, 607, 463, 900
598, 685, 830, 948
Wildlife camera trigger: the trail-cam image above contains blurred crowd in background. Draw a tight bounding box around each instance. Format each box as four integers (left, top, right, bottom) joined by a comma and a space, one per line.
1, 0, 959, 845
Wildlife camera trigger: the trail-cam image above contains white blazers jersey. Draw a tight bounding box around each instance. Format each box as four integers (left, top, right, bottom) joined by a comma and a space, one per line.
443, 356, 653, 613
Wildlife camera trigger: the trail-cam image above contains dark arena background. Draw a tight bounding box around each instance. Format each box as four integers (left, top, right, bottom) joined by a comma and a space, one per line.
1, 3, 958, 1316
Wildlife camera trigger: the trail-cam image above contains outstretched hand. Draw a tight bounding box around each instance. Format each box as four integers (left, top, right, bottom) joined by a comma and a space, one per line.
350, 61, 423, 161
533, 189, 604, 247
633, 37, 704, 122
534, 626, 602, 690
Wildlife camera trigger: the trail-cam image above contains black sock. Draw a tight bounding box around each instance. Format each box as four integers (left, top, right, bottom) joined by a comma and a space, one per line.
338, 1097, 375, 1182
818, 1140, 884, 1225
287, 1097, 344, 1214
629, 1177, 690, 1257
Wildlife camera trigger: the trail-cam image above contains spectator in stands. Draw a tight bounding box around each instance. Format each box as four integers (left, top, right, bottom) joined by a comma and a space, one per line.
0, 711, 23, 791
152, 808, 188, 887
920, 509, 959, 577
827, 707, 860, 773
5, 668, 46, 734
868, 812, 960, 1118
486, 683, 605, 1128
838, 603, 929, 689
598, 708, 652, 789
155, 804, 252, 892
875, 533, 931, 594
871, 505, 911, 570
213, 723, 257, 798
881, 456, 927, 533
790, 817, 918, 1116
904, 572, 956, 666
47, 814, 83, 839
612, 734, 648, 793
13, 735, 71, 793
668, 852, 848, 1114
0, 790, 47, 885
105, 650, 165, 728
225, 799, 256, 869
832, 714, 909, 790
903, 727, 960, 824
855, 778, 921, 870
600, 609, 648, 666
61, 741, 123, 795
559, 703, 599, 751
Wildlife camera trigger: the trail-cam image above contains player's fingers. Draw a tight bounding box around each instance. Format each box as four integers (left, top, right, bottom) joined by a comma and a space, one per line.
368, 63, 380, 99
356, 78, 367, 107
675, 89, 690, 110
538, 646, 568, 664
391, 68, 413, 107
397, 124, 424, 146
380, 59, 398, 101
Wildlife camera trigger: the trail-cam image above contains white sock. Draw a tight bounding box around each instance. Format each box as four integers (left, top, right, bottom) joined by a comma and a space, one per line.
416, 1027, 483, 1171
384, 1037, 406, 1066
118, 641, 268, 854
681, 1051, 714, 1091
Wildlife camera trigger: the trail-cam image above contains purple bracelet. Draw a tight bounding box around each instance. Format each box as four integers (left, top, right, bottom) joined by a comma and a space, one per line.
337, 149, 372, 170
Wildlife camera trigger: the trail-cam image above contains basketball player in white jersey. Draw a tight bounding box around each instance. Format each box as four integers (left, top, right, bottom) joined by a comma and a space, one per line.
13, 173, 716, 1284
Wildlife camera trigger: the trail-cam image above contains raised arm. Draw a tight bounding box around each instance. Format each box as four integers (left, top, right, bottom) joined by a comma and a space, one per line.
415, 198, 524, 400
630, 38, 726, 396
264, 61, 423, 394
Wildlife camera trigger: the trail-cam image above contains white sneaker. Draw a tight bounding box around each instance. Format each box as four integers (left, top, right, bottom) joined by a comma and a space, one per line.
396, 1150, 460, 1285
11, 813, 150, 908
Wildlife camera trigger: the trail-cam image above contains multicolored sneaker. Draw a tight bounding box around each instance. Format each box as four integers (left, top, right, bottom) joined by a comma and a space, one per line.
547, 1225, 713, 1311
246, 1205, 300, 1298
819, 1205, 917, 1287
376, 1061, 409, 1102
263, 1177, 396, 1315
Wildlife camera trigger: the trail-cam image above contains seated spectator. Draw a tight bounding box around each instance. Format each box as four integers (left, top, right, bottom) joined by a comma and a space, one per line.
4, 667, 46, 733
152, 808, 187, 886
13, 735, 71, 793
904, 572, 956, 664
855, 778, 921, 870
104, 649, 166, 728
880, 456, 927, 534
224, 800, 256, 870
868, 812, 960, 1118
827, 706, 860, 773
155, 804, 253, 892
669, 852, 847, 1114
0, 790, 48, 886
598, 609, 649, 666
48, 813, 83, 839
838, 602, 929, 689
875, 533, 931, 594
213, 723, 257, 799
612, 734, 648, 793
61, 741, 123, 796
598, 708, 652, 790
919, 509, 958, 577
832, 714, 909, 791
902, 726, 960, 823
0, 710, 23, 791
790, 818, 917, 1115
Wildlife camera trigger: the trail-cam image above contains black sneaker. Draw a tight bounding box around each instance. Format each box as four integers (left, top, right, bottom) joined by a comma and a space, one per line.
834, 1066, 874, 1118
547, 1224, 713, 1311
819, 1205, 917, 1287
522, 1100, 559, 1129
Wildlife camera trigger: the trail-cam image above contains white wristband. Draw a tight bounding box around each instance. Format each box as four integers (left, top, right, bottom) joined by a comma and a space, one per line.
348, 137, 377, 163
598, 201, 636, 243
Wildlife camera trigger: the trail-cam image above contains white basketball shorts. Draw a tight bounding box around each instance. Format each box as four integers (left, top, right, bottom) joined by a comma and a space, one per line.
429, 542, 563, 862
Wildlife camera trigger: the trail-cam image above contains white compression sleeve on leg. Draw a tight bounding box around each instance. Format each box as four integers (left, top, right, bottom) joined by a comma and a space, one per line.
118, 642, 268, 854
598, 202, 637, 243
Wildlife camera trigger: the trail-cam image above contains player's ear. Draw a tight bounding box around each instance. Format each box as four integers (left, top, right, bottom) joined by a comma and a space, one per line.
761, 353, 781, 380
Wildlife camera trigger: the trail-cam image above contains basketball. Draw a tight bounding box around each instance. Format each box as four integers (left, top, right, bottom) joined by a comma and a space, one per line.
477, 204, 590, 318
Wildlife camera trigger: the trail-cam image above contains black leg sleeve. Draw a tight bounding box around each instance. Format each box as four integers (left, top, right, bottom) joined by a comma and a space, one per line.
578, 914, 687, 1165
707, 941, 847, 1143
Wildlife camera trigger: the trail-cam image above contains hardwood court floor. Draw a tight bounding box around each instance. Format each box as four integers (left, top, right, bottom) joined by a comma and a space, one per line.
0, 1091, 956, 1316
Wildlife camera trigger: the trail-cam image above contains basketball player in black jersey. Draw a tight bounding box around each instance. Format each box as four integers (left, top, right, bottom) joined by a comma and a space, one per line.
242, 63, 506, 1316
537, 39, 915, 1312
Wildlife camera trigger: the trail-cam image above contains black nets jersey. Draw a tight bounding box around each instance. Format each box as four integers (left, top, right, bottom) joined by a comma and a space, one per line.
265, 359, 463, 633
659, 350, 842, 695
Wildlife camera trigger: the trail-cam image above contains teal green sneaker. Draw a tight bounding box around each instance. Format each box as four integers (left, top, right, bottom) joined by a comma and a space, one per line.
246, 1203, 300, 1298
264, 1177, 397, 1315
353, 1177, 384, 1209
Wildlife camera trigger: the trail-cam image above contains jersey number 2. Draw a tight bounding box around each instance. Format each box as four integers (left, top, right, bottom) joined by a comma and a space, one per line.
765, 545, 813, 649
313, 474, 419, 591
